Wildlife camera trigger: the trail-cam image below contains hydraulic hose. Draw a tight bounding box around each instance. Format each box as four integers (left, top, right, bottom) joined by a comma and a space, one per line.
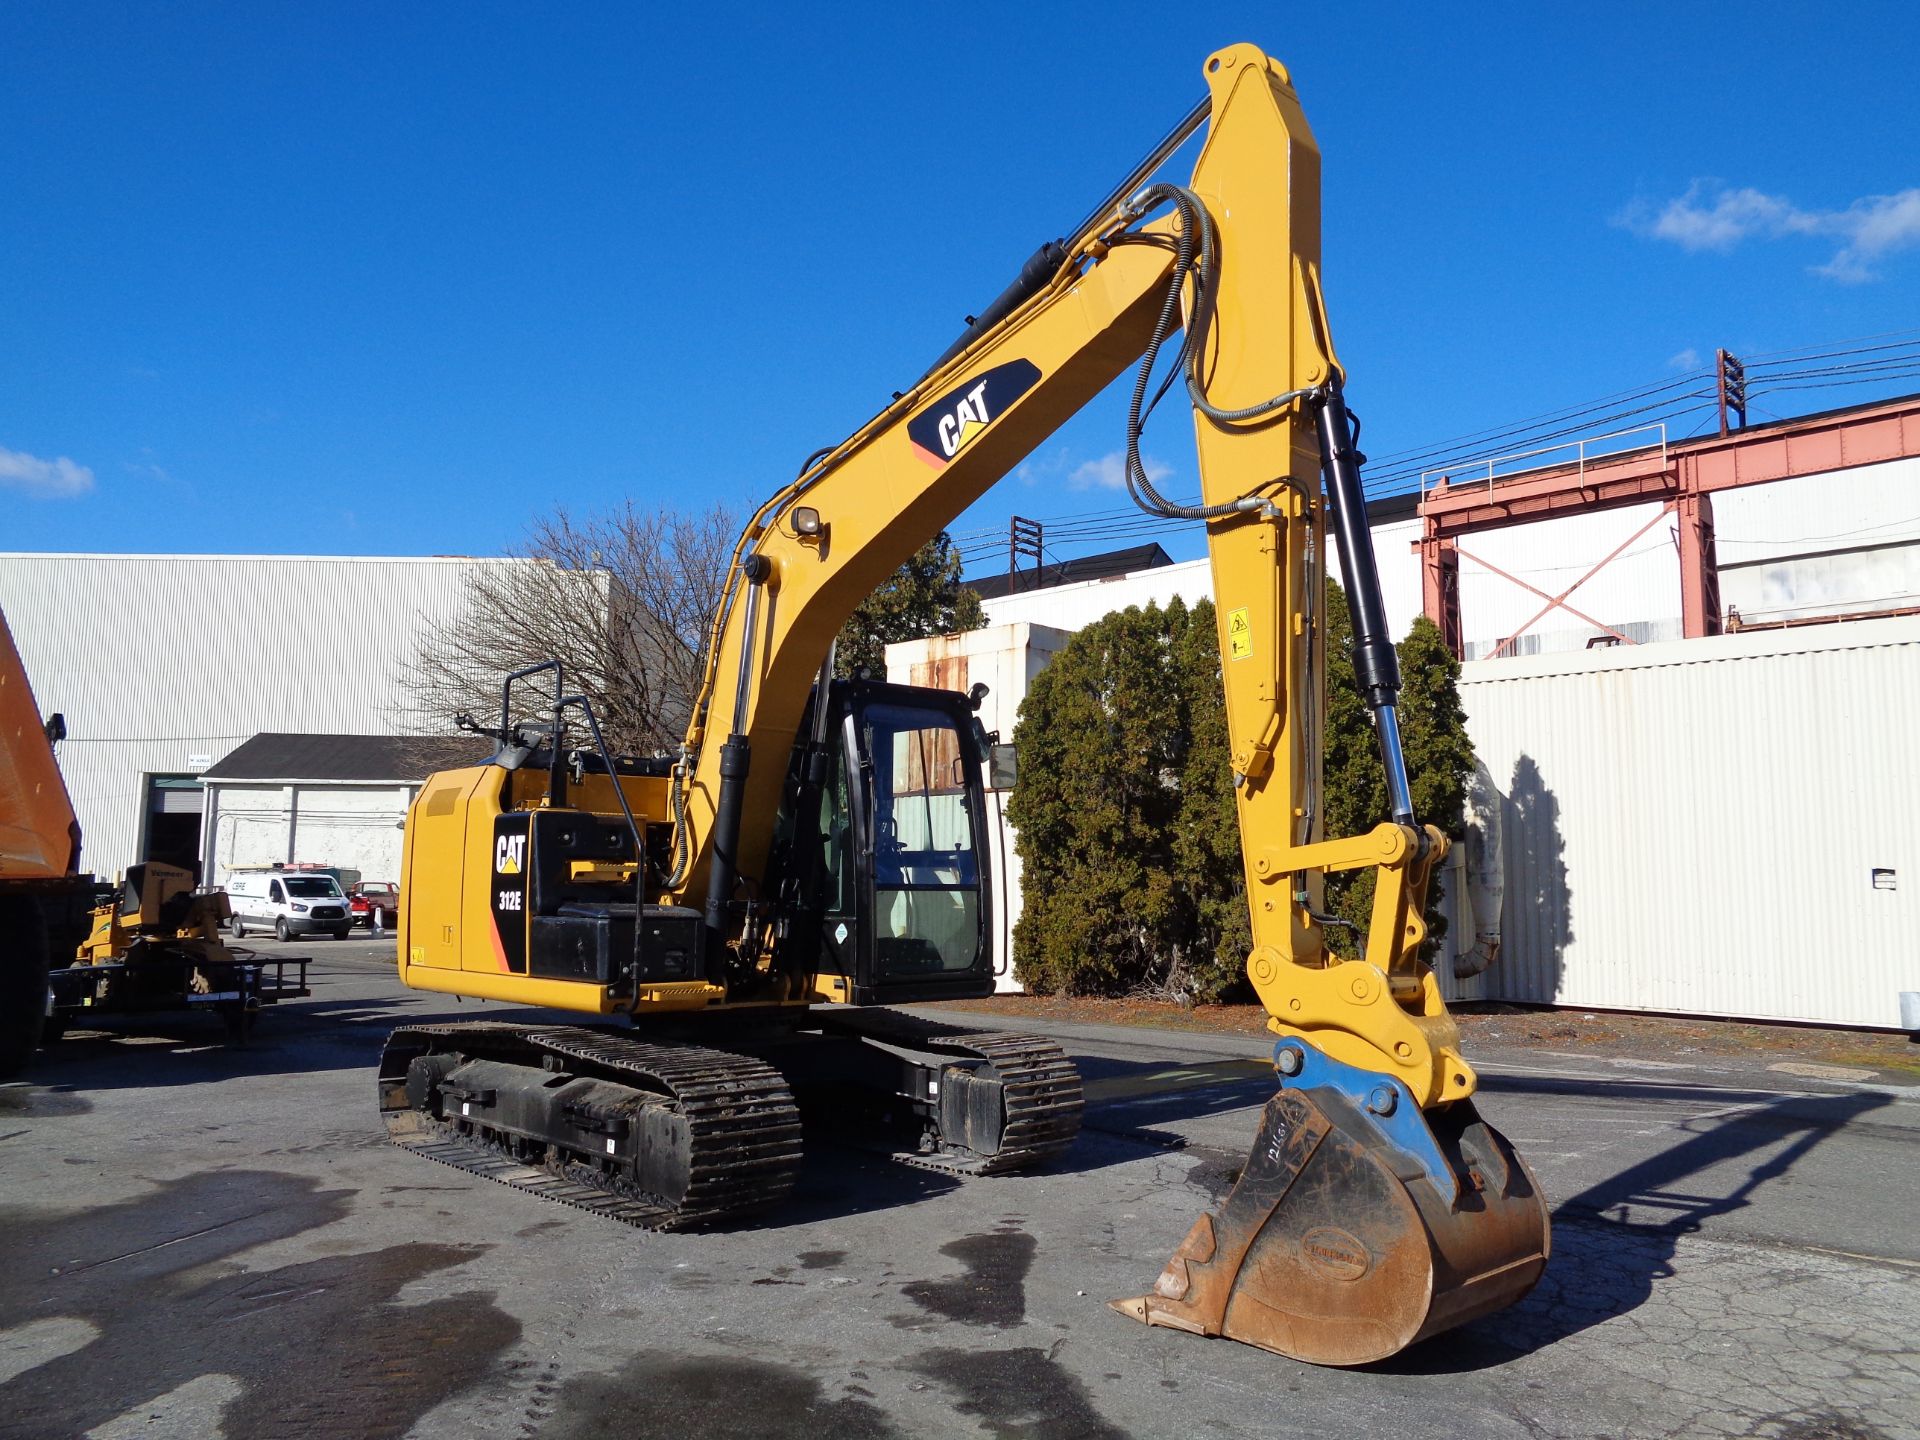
1112, 183, 1322, 521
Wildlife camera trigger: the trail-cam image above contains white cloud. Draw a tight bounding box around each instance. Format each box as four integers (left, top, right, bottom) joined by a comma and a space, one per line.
1068, 450, 1173, 492
0, 445, 94, 498
1816, 189, 1920, 282
1619, 181, 1920, 282
1015, 445, 1176, 493
1668, 347, 1702, 371
1626, 183, 1819, 251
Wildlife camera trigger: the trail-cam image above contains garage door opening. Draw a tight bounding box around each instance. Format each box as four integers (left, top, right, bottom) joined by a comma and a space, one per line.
142, 774, 204, 876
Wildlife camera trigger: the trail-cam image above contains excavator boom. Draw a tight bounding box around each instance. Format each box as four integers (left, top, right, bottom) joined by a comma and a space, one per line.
664, 43, 1548, 1364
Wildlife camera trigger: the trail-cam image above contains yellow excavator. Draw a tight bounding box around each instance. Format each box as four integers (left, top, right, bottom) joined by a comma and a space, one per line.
385, 43, 1550, 1367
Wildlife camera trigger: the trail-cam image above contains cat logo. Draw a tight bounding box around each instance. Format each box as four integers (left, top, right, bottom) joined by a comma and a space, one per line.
496, 834, 526, 875
907, 359, 1042, 470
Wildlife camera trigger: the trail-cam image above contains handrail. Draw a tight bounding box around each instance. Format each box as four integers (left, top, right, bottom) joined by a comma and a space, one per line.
1420, 423, 1669, 505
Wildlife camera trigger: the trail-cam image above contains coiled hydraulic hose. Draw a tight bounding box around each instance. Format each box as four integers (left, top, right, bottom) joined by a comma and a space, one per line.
1110, 182, 1325, 521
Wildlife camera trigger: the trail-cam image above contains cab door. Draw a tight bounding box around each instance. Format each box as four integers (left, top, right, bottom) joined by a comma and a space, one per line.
848, 691, 994, 1005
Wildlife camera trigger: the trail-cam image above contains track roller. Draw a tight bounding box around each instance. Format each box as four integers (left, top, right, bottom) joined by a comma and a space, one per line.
378, 1022, 803, 1230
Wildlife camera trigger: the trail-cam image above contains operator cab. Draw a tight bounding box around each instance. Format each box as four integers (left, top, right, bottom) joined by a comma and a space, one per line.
772, 678, 995, 1006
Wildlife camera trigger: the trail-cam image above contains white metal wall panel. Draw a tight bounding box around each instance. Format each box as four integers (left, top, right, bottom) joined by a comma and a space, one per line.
1713, 457, 1920, 626
207, 784, 293, 877
981, 558, 1215, 633
1454, 615, 1920, 1027
888, 623, 1072, 991
0, 553, 544, 877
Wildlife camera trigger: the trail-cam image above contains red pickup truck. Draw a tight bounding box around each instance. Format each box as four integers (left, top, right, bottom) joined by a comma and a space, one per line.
347, 882, 399, 929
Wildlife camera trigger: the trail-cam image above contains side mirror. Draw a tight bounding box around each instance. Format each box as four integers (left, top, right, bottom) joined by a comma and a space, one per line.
988, 742, 1018, 792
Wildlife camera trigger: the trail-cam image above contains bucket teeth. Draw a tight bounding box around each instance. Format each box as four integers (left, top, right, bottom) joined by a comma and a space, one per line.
1113, 1088, 1550, 1367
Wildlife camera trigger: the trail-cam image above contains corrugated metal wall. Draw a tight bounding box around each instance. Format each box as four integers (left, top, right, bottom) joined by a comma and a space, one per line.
900, 612, 1920, 1027
0, 553, 549, 877
1445, 615, 1920, 1027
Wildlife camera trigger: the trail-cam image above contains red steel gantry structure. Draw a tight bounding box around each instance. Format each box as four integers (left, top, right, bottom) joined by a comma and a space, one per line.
1417, 393, 1920, 658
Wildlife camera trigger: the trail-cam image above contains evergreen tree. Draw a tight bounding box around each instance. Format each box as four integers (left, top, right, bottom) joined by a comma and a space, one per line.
1318, 580, 1473, 958
835, 531, 985, 677
1008, 601, 1192, 995
1171, 599, 1252, 1001
1009, 580, 1475, 996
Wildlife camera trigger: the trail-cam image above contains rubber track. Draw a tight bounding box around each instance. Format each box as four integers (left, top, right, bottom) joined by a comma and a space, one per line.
814, 1009, 1084, 1176
380, 1021, 802, 1231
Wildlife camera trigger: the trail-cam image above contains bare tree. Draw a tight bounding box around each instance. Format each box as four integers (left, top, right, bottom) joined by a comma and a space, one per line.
404, 502, 740, 754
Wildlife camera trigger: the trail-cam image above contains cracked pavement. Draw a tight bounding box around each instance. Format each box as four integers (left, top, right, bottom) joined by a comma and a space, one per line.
1, 941, 1914, 1439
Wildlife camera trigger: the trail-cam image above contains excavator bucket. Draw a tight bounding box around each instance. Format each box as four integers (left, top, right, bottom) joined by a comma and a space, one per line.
1113, 1063, 1550, 1367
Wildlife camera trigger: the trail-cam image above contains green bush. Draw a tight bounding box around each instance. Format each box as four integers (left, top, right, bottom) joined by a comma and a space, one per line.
1008, 600, 1192, 996
1171, 601, 1252, 1001
1317, 582, 1473, 959
835, 531, 984, 677
1010, 582, 1473, 995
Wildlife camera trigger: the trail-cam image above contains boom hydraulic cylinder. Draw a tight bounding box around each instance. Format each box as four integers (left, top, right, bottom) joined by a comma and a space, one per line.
1315, 382, 1416, 827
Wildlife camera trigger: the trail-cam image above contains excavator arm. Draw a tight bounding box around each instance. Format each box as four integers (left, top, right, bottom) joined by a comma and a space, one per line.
674, 47, 1472, 1102
667, 43, 1548, 1363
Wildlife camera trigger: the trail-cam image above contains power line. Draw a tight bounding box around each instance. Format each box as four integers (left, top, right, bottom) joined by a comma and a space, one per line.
1746, 325, 1920, 361
961, 328, 1920, 575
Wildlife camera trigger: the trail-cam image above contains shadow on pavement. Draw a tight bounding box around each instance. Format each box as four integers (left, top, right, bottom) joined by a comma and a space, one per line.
1071, 1052, 1276, 1140
17, 994, 570, 1092
767, 1147, 965, 1227
1382, 1087, 1893, 1374
0, 1169, 520, 1439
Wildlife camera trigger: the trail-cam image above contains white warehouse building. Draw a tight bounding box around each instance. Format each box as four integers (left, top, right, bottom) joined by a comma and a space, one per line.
0, 553, 558, 883
199, 733, 489, 893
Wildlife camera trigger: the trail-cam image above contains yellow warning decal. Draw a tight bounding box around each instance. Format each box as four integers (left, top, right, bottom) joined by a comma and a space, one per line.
1227, 606, 1254, 661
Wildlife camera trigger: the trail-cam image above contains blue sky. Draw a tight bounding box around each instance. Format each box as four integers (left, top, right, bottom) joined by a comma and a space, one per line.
3, 4, 1917, 575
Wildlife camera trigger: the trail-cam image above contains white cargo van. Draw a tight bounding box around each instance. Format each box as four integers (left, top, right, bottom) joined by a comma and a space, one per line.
227, 870, 354, 941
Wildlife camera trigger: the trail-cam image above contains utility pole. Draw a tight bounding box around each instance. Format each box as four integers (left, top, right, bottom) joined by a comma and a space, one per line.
1716, 349, 1747, 437
1008, 516, 1043, 589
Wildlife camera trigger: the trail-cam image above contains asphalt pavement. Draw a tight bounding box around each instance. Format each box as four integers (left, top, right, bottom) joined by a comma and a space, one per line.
1, 937, 1914, 1440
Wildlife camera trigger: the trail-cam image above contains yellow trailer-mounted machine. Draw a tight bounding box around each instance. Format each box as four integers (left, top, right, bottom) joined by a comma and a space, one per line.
4, 607, 307, 1063
385, 44, 1549, 1365
49, 862, 311, 1046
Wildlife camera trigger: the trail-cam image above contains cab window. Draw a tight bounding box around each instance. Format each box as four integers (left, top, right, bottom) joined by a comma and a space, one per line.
861, 701, 981, 975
